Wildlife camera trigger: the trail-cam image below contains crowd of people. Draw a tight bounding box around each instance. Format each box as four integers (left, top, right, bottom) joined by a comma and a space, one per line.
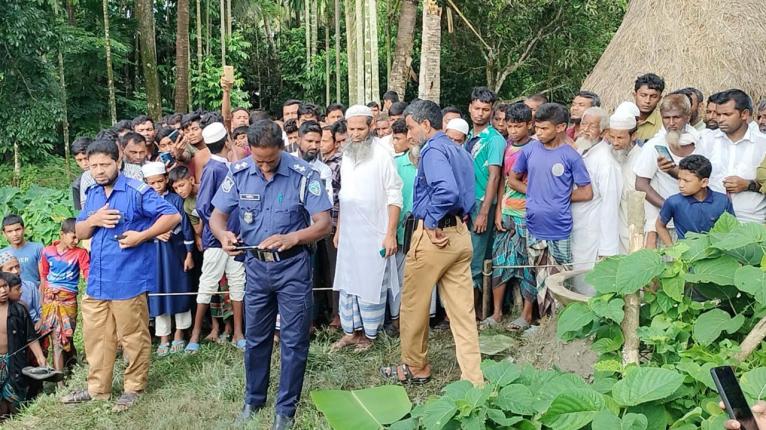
2, 71, 766, 427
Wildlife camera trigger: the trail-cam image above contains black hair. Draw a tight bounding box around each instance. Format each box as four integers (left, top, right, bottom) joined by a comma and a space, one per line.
114, 120, 133, 133
506, 103, 533, 123
249, 110, 270, 125
2, 214, 24, 229
634, 73, 665, 93
366, 101, 380, 109
165, 113, 183, 127
670, 88, 695, 106
283, 99, 302, 109
206, 130, 228, 155
493, 104, 509, 119
0, 272, 21, 288
284, 119, 299, 134
87, 139, 120, 161
298, 103, 318, 119
168, 165, 192, 183
382, 91, 399, 103
575, 91, 601, 107
71, 137, 92, 155
716, 89, 753, 114
528, 93, 548, 103
534, 103, 570, 126
248, 119, 285, 149
232, 107, 249, 116
441, 106, 462, 117
674, 87, 704, 105
201, 111, 223, 128
326, 103, 346, 115
61, 217, 76, 234
95, 128, 119, 143
331, 120, 347, 141
678, 154, 712, 180
155, 127, 177, 144
131, 115, 154, 129
181, 112, 202, 129
708, 92, 725, 105
470, 86, 497, 104
403, 100, 443, 130
389, 101, 409, 117
0, 272, 12, 288
299, 120, 322, 137
232, 125, 249, 140
391, 118, 407, 134
119, 131, 146, 149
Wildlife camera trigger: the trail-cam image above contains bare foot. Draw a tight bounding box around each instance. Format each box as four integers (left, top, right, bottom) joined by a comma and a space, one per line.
329, 315, 341, 329
203, 330, 219, 342
331, 334, 359, 351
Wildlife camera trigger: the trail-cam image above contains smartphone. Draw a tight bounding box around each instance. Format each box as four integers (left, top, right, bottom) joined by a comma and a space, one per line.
168, 129, 180, 143
654, 145, 674, 163
711, 366, 759, 430
223, 65, 234, 82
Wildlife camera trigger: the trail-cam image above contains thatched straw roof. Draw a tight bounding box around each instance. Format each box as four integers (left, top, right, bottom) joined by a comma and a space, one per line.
582, 0, 766, 111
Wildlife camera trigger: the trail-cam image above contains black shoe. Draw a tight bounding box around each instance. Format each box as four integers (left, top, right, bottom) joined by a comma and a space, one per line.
236, 403, 261, 424
272, 414, 294, 430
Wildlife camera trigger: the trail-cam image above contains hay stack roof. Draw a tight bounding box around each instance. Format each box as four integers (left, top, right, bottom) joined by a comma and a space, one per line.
582, 0, 766, 111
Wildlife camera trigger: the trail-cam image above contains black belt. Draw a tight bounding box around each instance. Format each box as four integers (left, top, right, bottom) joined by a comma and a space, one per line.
437, 215, 461, 229
248, 246, 306, 262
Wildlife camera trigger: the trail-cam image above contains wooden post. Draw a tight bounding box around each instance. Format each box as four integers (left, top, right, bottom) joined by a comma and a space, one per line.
621, 190, 645, 365
482, 259, 492, 320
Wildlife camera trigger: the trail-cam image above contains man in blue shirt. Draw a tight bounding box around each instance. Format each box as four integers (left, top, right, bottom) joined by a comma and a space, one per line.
1, 214, 44, 287
381, 100, 484, 387
63, 139, 180, 412
210, 120, 331, 429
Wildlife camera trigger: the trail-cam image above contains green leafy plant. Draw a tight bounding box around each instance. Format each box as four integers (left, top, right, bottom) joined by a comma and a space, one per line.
0, 185, 74, 246
311, 385, 412, 430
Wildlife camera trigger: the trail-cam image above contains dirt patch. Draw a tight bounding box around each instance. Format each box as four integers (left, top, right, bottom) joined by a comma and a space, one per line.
514, 316, 598, 380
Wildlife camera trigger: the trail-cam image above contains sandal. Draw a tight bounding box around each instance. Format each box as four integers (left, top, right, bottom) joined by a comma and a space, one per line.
156, 343, 170, 357
507, 317, 531, 332
216, 333, 231, 345
61, 389, 93, 404
233, 338, 247, 351
184, 342, 200, 354
380, 364, 431, 385
480, 316, 501, 329
23, 366, 65, 382
170, 340, 186, 354
112, 391, 140, 413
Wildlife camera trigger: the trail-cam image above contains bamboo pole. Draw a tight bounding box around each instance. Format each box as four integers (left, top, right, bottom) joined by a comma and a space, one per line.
220, 0, 226, 66
482, 259, 492, 320
621, 190, 646, 365
334, 0, 341, 103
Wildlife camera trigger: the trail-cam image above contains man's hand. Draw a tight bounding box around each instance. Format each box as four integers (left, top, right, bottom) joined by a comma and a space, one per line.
724, 176, 750, 194
220, 75, 234, 92
184, 253, 194, 272
333, 231, 340, 249
34, 320, 42, 332
722, 400, 766, 429
173, 132, 188, 158
425, 228, 449, 248
382, 234, 397, 258
657, 156, 677, 175
118, 230, 146, 249
259, 233, 299, 252
220, 231, 243, 256
495, 213, 506, 233
195, 237, 203, 252
156, 231, 171, 242
473, 212, 488, 234
89, 204, 121, 228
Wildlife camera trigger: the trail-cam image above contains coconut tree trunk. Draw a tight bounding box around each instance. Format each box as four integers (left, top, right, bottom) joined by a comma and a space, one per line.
58, 51, 72, 182
390, 0, 417, 100
354, 0, 364, 103
325, 2, 331, 105
206, 0, 210, 56
311, 0, 319, 58
226, 0, 232, 38
418, 0, 441, 104
385, 0, 391, 83
175, 0, 190, 112
220, 0, 226, 65
136, 0, 162, 119
196, 0, 203, 74
103, 0, 117, 124
334, 0, 341, 102
305, 0, 312, 68
345, 0, 357, 104
366, 0, 379, 103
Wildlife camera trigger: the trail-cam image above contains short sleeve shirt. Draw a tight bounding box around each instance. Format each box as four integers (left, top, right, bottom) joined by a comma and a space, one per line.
659, 190, 735, 239
0, 242, 43, 286
467, 126, 506, 202
395, 151, 418, 244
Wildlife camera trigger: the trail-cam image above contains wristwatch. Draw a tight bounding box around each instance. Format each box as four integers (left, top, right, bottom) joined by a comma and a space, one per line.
747, 180, 760, 193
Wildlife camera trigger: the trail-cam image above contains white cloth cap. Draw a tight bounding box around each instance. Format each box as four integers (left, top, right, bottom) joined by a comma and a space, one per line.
679, 132, 698, 146
614, 101, 640, 118
141, 161, 166, 178
446, 118, 470, 135
345, 104, 373, 119
609, 113, 637, 130
202, 122, 228, 144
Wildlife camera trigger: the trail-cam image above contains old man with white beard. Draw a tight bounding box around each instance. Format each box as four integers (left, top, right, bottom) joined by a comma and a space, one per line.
571, 107, 622, 294
331, 105, 403, 351
606, 111, 643, 254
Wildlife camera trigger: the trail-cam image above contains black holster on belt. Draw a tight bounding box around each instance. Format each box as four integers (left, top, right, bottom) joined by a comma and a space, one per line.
402, 214, 416, 255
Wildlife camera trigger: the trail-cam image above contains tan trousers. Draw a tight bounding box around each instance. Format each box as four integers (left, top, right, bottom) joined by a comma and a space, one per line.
82, 294, 151, 398
399, 220, 483, 385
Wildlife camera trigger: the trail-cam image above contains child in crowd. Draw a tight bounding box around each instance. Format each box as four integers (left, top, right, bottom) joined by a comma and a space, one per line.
38, 218, 89, 377
142, 162, 196, 356
0, 272, 48, 419
71, 137, 92, 212
1, 215, 44, 287
656, 155, 735, 245
0, 253, 41, 329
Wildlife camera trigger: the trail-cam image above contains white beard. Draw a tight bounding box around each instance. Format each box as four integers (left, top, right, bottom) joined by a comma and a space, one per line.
342, 136, 374, 164
609, 146, 630, 164
666, 130, 682, 152
575, 136, 598, 154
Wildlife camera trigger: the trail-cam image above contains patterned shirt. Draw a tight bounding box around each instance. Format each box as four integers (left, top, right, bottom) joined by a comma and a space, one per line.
39, 242, 90, 293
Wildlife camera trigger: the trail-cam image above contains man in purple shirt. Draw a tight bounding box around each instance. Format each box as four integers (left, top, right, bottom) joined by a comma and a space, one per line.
381, 100, 483, 387
509, 103, 592, 326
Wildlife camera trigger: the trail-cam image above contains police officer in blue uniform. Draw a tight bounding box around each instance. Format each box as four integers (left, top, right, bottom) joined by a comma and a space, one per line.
209, 119, 332, 429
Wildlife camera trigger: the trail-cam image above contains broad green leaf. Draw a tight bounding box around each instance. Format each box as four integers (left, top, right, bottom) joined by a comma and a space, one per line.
629, 403, 670, 430
675, 360, 716, 389
711, 212, 739, 233
480, 360, 520, 387
539, 389, 604, 430
591, 376, 617, 394
735, 266, 766, 304
389, 418, 417, 430
420, 398, 457, 430
679, 234, 715, 262
611, 367, 684, 406
686, 255, 740, 286
311, 385, 412, 430
709, 222, 766, 250
495, 384, 536, 415
594, 359, 622, 374
692, 309, 745, 345
478, 334, 514, 356
486, 409, 523, 427
556, 303, 594, 339
592, 324, 624, 354
533, 373, 589, 413
724, 243, 765, 266
662, 275, 685, 302
670, 407, 703, 429
455, 386, 491, 417
442, 380, 473, 402
622, 413, 649, 430
740, 368, 766, 401
590, 297, 625, 323
586, 250, 664, 295
592, 410, 648, 430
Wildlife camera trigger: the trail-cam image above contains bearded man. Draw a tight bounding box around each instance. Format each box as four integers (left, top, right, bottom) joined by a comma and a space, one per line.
296, 121, 334, 202
331, 105, 403, 351
606, 112, 642, 254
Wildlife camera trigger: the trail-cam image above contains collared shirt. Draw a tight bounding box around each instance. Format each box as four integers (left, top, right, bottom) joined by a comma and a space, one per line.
659, 190, 735, 239
323, 151, 343, 226
394, 151, 417, 244
412, 132, 476, 229
465, 125, 506, 202
197, 153, 240, 249
698, 126, 766, 223
636, 108, 662, 142
80, 161, 144, 205
212, 152, 331, 247
40, 242, 90, 293
76, 174, 178, 300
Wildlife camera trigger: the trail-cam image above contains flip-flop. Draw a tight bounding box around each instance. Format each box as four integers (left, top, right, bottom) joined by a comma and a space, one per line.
216, 333, 231, 345
380, 364, 431, 385
170, 340, 186, 354
507, 317, 531, 332
234, 338, 247, 351
184, 342, 200, 354
23, 366, 65, 382
61, 389, 93, 404
156, 343, 170, 357
112, 392, 140, 413
480, 316, 501, 329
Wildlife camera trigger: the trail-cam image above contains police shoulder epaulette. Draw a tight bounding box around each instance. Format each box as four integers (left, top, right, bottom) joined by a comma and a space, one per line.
288, 160, 311, 177
126, 177, 151, 194
231, 159, 250, 175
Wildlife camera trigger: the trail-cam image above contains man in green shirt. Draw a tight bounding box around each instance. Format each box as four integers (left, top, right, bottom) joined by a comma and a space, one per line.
634, 73, 666, 142
466, 87, 506, 291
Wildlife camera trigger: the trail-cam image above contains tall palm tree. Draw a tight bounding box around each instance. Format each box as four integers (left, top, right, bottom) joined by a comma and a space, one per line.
365, 0, 379, 103
389, 0, 417, 100
418, 0, 441, 104
196, 0, 203, 75
136, 0, 162, 118
334, 0, 341, 102
174, 0, 191, 112
103, 0, 117, 123
345, 0, 357, 104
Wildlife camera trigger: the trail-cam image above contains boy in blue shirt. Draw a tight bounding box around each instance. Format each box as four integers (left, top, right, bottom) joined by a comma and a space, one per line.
1, 215, 44, 287
657, 154, 735, 245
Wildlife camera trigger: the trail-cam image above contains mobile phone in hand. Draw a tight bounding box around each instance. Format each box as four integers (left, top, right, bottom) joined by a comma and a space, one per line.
711, 366, 759, 430
168, 129, 180, 143
654, 145, 674, 163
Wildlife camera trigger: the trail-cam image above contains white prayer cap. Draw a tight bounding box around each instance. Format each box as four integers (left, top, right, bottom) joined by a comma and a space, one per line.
679, 132, 698, 146
202, 122, 227, 144
345, 104, 373, 119
614, 101, 640, 118
141, 161, 166, 178
446, 118, 470, 135
609, 113, 637, 130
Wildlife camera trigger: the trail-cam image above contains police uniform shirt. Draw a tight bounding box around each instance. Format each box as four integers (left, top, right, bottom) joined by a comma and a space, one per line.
211, 152, 331, 247
76, 174, 179, 300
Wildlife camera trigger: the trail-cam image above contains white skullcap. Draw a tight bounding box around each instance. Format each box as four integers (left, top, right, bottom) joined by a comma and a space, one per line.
679, 132, 698, 146
202, 122, 227, 144
446, 118, 470, 135
609, 113, 637, 130
345, 104, 373, 119
141, 161, 166, 178
614, 101, 640, 118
